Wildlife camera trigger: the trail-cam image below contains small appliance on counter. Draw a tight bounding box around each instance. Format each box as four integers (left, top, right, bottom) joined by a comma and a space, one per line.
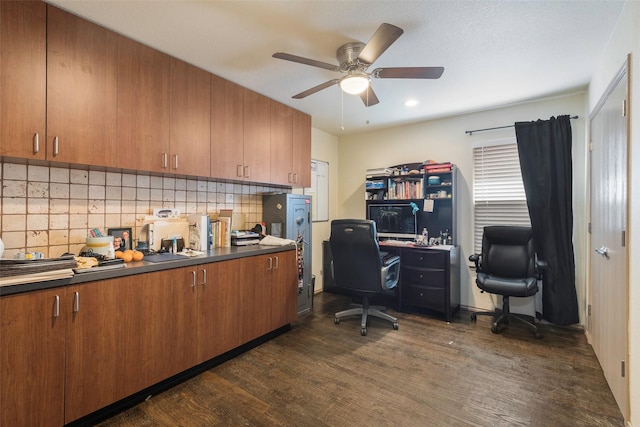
230, 230, 261, 246
141, 214, 190, 252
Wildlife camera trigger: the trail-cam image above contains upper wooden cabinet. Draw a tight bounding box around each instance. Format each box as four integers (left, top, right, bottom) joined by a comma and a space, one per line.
211, 81, 272, 183
0, 1, 46, 159
270, 100, 294, 186
46, 6, 118, 166
211, 74, 244, 180
1, 4, 312, 185
292, 109, 312, 188
270, 102, 312, 187
117, 36, 171, 172
242, 89, 271, 183
170, 58, 211, 177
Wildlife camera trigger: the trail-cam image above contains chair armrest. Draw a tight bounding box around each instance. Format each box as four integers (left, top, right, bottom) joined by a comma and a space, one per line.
535, 259, 547, 279
381, 255, 400, 290
382, 254, 400, 268
468, 254, 481, 270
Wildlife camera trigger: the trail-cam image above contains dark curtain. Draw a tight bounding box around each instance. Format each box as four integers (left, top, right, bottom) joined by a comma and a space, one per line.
514, 115, 579, 326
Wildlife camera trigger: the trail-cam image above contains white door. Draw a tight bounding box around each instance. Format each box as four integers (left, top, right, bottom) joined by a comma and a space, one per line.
589, 64, 629, 419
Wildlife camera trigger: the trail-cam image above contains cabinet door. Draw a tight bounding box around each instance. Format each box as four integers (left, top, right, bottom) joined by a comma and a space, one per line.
243, 89, 271, 183
168, 267, 200, 374
292, 109, 312, 188
46, 6, 118, 166
114, 269, 195, 398
1, 288, 66, 427
270, 100, 293, 185
214, 258, 246, 353
238, 254, 272, 342
117, 37, 171, 172
170, 58, 211, 177
211, 74, 244, 180
47, 6, 118, 166
65, 281, 119, 423
270, 250, 298, 329
0, 1, 46, 159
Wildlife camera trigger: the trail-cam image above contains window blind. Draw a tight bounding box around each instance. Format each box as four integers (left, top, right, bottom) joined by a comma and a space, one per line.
472, 140, 531, 253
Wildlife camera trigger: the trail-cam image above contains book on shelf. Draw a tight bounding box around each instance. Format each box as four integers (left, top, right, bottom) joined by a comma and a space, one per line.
424, 162, 453, 173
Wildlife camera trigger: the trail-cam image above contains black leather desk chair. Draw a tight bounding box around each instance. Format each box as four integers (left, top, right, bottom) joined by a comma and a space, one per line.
469, 226, 546, 338
329, 219, 400, 336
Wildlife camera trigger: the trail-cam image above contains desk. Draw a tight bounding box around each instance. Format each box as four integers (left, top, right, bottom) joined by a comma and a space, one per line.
323, 241, 460, 322
387, 244, 460, 322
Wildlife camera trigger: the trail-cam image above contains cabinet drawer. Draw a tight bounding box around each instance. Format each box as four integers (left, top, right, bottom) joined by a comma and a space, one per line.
406, 285, 445, 311
402, 250, 446, 268
402, 266, 445, 287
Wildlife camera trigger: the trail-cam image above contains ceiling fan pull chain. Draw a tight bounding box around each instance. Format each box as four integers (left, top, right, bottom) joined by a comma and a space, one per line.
341, 90, 345, 131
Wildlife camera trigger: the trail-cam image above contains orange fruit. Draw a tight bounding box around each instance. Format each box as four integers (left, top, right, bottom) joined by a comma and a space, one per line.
132, 251, 144, 261
124, 249, 134, 256
115, 251, 123, 259
122, 252, 133, 263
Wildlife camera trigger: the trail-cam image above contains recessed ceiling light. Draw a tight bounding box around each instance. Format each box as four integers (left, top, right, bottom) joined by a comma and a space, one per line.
404, 99, 419, 107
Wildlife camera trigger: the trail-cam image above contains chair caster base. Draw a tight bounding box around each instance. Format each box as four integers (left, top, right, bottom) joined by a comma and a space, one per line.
334, 317, 340, 324
393, 322, 399, 330
361, 328, 367, 336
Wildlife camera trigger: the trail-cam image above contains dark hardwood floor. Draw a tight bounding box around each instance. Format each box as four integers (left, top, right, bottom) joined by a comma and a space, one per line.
97, 292, 624, 426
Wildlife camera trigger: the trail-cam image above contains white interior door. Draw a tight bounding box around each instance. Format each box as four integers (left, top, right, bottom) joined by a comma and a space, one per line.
589, 64, 629, 419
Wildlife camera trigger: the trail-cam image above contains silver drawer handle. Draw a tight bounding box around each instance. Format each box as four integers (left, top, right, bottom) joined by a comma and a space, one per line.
54, 295, 60, 318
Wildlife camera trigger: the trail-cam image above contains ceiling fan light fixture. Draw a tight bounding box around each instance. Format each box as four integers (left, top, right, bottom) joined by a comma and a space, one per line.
339, 74, 370, 95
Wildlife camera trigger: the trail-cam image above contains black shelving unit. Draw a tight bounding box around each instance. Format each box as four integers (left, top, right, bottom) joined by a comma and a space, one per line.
364, 164, 457, 245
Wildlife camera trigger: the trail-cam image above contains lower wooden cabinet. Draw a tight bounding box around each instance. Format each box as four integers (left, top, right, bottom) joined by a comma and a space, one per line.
1, 288, 66, 427
0, 251, 297, 425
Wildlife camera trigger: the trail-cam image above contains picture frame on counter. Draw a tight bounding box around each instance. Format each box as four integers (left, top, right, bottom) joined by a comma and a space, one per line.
108, 227, 132, 251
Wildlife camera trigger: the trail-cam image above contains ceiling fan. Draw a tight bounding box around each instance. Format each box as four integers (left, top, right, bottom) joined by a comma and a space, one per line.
272, 23, 444, 107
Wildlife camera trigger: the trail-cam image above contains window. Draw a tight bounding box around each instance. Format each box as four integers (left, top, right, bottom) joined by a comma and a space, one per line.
472, 139, 531, 253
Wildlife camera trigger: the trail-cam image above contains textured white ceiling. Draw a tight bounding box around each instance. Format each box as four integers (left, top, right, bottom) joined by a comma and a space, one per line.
47, 0, 625, 135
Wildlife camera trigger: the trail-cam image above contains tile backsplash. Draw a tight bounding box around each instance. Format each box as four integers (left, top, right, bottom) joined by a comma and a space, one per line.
0, 161, 290, 258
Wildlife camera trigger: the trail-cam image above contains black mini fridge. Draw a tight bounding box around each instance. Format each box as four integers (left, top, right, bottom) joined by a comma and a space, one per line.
262, 194, 313, 314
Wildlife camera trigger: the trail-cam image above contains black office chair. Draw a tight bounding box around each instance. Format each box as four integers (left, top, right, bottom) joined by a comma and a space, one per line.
329, 219, 400, 336
469, 226, 546, 338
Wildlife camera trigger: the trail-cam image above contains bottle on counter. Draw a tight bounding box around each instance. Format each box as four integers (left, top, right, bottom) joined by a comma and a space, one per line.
421, 228, 429, 246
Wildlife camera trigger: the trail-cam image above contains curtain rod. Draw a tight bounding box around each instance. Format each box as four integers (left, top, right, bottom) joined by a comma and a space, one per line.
465, 115, 579, 135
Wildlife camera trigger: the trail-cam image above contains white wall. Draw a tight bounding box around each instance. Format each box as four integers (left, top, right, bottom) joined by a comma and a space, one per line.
336, 93, 587, 321
588, 1, 639, 424
306, 128, 339, 292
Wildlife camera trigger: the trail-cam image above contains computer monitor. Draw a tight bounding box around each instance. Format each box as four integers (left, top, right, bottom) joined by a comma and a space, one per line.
367, 202, 417, 239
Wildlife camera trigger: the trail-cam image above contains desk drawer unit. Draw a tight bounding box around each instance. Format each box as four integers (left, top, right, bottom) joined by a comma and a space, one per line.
400, 247, 460, 322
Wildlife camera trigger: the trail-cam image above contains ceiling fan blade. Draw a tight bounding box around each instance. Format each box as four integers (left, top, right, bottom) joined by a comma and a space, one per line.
357, 23, 404, 65
273, 52, 340, 72
359, 86, 380, 107
372, 67, 444, 79
292, 79, 340, 99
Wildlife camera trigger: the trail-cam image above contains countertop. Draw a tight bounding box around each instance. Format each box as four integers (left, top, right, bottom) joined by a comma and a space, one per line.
0, 245, 296, 297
